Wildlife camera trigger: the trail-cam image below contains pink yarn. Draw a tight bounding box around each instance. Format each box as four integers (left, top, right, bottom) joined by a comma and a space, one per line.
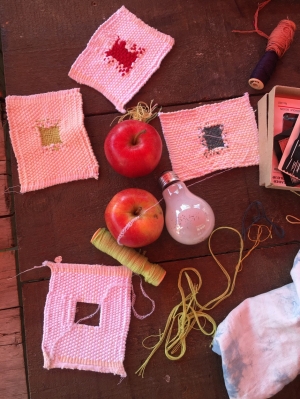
6, 88, 99, 193
42, 261, 132, 377
159, 93, 259, 181
69, 6, 175, 113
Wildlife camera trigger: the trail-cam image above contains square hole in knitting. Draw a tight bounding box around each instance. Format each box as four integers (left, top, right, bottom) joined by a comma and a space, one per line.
74, 302, 100, 326
38, 125, 62, 147
201, 124, 225, 151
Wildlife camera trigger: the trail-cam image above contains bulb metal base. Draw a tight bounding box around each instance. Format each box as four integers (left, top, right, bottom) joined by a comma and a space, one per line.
159, 171, 180, 190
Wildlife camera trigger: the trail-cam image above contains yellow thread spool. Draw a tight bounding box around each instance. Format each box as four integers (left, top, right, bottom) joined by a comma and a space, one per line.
91, 228, 166, 286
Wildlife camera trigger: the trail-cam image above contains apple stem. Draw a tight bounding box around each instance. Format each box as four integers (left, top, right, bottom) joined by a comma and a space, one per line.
134, 206, 142, 216
132, 129, 146, 145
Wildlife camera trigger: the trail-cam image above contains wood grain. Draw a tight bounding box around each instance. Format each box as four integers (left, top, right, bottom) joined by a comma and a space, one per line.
1, 0, 300, 398
0, 174, 11, 215
0, 217, 14, 249
0, 307, 22, 346
0, 84, 27, 397
1, 1, 300, 114
0, 251, 18, 310
22, 244, 300, 399
0, 308, 28, 399
0, 123, 5, 161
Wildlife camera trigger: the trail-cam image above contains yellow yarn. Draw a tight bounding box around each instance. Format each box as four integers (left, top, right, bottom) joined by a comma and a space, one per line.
113, 100, 161, 124
286, 191, 300, 224
91, 228, 166, 286
286, 215, 300, 224
136, 224, 272, 377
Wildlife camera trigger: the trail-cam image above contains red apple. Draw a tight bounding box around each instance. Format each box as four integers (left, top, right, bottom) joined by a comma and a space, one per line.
104, 188, 164, 247
104, 120, 162, 178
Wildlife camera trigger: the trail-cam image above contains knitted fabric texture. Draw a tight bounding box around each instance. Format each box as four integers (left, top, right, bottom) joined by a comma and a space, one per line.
6, 88, 99, 193
159, 93, 259, 181
68, 6, 175, 113
42, 261, 132, 377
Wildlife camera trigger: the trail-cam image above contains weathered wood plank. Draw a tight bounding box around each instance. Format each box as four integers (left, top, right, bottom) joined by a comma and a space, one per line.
1, 1, 300, 398
1, 1, 300, 114
0, 122, 8, 181
0, 251, 18, 310
0, 307, 22, 346
22, 244, 300, 399
0, 308, 28, 398
0, 160, 6, 174
0, 174, 11, 216
0, 216, 14, 250
0, 123, 5, 160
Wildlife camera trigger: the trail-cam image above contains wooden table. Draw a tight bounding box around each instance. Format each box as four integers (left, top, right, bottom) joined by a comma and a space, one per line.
1, 0, 300, 398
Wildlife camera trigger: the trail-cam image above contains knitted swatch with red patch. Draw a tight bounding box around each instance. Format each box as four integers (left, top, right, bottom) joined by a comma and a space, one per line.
6, 88, 99, 193
69, 6, 174, 113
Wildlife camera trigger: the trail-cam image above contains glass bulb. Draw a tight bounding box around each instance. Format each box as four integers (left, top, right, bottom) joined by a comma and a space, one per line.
159, 171, 215, 245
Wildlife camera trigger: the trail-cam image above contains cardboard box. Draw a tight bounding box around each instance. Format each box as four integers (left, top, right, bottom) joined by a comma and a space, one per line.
258, 85, 300, 191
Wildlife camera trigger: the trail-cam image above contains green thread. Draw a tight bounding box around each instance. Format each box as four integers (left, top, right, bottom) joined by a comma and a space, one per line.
91, 228, 166, 286
136, 225, 272, 377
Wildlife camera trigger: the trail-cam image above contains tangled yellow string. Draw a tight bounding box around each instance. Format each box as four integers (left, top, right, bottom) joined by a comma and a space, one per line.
112, 100, 161, 124
136, 224, 272, 377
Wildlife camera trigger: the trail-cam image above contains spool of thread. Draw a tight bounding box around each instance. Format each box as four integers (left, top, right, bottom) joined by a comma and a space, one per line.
248, 19, 296, 90
91, 227, 166, 286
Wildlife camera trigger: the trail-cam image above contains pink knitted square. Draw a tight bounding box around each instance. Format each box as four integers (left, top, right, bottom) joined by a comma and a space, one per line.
42, 261, 132, 377
69, 6, 175, 113
159, 93, 259, 181
6, 88, 99, 193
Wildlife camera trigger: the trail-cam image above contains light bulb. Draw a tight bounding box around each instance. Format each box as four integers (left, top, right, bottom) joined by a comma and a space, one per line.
159, 171, 215, 245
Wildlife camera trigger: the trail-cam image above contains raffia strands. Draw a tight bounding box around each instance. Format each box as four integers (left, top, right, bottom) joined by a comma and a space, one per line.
114, 100, 161, 124
91, 228, 166, 286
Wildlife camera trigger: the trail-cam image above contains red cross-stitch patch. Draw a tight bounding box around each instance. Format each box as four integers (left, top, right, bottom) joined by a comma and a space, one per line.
104, 37, 145, 76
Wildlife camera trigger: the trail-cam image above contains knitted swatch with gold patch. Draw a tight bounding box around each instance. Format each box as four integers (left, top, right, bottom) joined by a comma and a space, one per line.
6, 88, 99, 193
159, 93, 259, 181
69, 6, 175, 113
42, 261, 132, 377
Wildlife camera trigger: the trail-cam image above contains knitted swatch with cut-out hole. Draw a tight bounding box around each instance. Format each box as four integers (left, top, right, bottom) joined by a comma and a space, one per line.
159, 93, 259, 181
69, 6, 175, 113
42, 261, 132, 377
6, 88, 99, 193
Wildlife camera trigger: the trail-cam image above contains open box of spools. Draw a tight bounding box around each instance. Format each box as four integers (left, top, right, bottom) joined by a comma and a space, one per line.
258, 85, 300, 191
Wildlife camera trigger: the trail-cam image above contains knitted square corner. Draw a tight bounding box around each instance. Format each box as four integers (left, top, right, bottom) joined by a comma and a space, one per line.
42, 262, 132, 377
6, 88, 99, 193
68, 6, 175, 113
159, 93, 259, 181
